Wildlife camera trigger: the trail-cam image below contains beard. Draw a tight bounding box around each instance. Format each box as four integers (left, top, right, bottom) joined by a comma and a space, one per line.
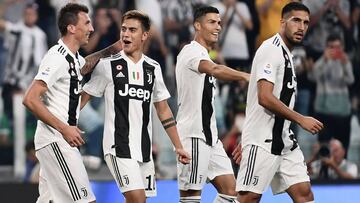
285, 32, 304, 47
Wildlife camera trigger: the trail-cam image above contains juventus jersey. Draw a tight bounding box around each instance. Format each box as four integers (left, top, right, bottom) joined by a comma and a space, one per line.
176, 41, 218, 146
242, 33, 298, 155
83, 51, 170, 163
3, 21, 47, 90
33, 39, 84, 150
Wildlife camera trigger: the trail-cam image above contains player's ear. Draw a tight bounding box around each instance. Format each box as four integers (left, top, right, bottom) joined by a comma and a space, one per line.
142, 31, 149, 41
194, 21, 201, 31
67, 24, 76, 34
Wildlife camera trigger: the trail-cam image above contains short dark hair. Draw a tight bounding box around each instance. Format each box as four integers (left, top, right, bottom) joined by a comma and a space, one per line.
122, 10, 151, 32
193, 6, 219, 23
281, 2, 310, 18
58, 3, 89, 36
25, 2, 38, 10
326, 33, 342, 44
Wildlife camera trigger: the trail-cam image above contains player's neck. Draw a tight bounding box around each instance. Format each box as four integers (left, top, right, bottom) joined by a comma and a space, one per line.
194, 35, 212, 52
61, 36, 80, 55
125, 50, 143, 64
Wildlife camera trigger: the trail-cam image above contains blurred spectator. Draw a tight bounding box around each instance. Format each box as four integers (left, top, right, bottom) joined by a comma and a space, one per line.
50, 0, 96, 16
24, 140, 39, 183
0, 3, 47, 135
308, 34, 354, 155
303, 0, 351, 59
351, 0, 360, 124
35, 0, 57, 47
307, 139, 358, 179
82, 4, 120, 55
161, 0, 193, 59
255, 0, 290, 48
293, 46, 314, 117
212, 0, 253, 71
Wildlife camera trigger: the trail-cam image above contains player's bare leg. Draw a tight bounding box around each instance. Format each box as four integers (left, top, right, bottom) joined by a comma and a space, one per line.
124, 189, 146, 203
286, 182, 314, 203
238, 191, 262, 203
211, 174, 238, 203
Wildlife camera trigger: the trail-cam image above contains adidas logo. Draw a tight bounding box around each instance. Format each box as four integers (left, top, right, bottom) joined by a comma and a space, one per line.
116, 72, 125, 78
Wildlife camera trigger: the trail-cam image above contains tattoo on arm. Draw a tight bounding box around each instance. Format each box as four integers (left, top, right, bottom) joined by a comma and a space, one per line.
161, 117, 177, 130
80, 42, 121, 75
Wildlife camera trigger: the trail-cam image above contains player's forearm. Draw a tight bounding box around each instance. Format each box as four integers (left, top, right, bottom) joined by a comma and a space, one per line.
212, 64, 250, 81
81, 40, 122, 75
258, 92, 303, 125
23, 96, 67, 134
165, 126, 184, 149
155, 101, 183, 149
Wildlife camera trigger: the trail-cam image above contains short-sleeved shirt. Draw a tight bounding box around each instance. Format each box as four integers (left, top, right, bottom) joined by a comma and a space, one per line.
34, 39, 84, 150
3, 21, 47, 90
83, 50, 170, 163
175, 40, 218, 146
242, 33, 298, 155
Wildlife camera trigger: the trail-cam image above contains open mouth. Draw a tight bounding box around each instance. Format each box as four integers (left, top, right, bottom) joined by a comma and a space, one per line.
123, 40, 131, 45
294, 32, 303, 38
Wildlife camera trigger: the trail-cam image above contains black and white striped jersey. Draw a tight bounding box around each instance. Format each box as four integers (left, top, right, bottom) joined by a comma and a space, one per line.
3, 21, 47, 90
33, 39, 84, 150
83, 50, 170, 163
242, 33, 298, 155
175, 41, 218, 147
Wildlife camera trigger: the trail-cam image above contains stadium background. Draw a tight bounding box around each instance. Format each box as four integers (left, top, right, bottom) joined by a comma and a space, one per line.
0, 0, 359, 202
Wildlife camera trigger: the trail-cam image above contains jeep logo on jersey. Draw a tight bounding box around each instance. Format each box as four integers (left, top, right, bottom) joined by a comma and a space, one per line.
119, 84, 151, 102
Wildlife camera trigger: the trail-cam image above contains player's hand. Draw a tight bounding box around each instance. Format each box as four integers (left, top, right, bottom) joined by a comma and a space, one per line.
61, 126, 85, 147
232, 143, 242, 165
299, 116, 324, 135
175, 148, 191, 164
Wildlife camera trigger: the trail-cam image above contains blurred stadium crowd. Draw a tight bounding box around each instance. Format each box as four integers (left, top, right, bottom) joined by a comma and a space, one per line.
0, 0, 359, 183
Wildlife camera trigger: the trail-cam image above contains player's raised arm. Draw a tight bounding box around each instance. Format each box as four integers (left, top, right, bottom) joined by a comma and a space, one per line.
198, 60, 250, 81
80, 40, 122, 75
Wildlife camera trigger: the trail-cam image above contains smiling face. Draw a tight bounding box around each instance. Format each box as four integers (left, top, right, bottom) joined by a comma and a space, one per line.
195, 12, 221, 46
120, 18, 148, 55
281, 10, 309, 46
73, 11, 94, 46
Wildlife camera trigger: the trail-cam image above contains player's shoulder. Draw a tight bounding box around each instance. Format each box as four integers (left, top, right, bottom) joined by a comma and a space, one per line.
42, 44, 69, 63
143, 55, 161, 68
257, 34, 283, 56
178, 41, 206, 59
100, 52, 123, 62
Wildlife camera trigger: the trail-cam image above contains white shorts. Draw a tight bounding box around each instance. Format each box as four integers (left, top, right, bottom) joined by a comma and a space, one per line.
104, 154, 156, 197
236, 145, 310, 195
177, 137, 234, 191
35, 141, 95, 203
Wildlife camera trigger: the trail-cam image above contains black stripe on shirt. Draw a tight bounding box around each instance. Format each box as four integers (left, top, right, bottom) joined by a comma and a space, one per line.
111, 59, 131, 158
141, 61, 155, 162
201, 74, 215, 146
271, 47, 297, 155
65, 54, 80, 126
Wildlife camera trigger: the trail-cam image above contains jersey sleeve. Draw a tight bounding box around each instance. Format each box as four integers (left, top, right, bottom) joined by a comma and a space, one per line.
254, 45, 281, 84
82, 60, 108, 97
153, 66, 171, 102
188, 47, 212, 73
34, 53, 66, 88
